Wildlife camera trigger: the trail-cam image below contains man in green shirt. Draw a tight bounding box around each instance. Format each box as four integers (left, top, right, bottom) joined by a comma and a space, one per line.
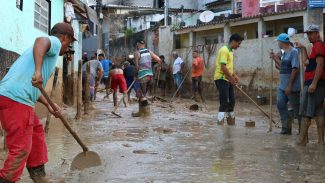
214, 33, 243, 125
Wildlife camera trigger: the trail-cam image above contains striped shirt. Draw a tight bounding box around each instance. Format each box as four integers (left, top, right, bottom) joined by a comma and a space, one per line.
138, 48, 153, 79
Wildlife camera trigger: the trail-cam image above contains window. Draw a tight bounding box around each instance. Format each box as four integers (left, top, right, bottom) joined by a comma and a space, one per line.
16, 0, 23, 10
34, 0, 51, 34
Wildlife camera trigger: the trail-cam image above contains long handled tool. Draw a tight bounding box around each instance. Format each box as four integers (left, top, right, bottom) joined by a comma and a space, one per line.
170, 69, 191, 102
39, 86, 101, 170
235, 85, 279, 126
269, 49, 274, 132
44, 67, 59, 134
111, 80, 136, 118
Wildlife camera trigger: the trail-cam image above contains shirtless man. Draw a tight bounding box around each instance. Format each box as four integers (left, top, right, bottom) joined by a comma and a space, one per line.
108, 65, 128, 107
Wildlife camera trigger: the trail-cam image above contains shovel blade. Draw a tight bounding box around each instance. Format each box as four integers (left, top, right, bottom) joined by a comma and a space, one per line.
71, 151, 101, 171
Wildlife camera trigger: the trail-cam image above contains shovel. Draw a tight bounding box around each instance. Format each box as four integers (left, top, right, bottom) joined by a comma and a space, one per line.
39, 86, 101, 171
111, 80, 136, 117
235, 85, 279, 127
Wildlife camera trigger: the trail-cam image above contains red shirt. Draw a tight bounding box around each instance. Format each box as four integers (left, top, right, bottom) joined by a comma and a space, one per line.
192, 57, 204, 77
304, 41, 325, 86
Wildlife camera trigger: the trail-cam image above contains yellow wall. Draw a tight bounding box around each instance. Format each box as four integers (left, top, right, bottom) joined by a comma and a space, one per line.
265, 17, 303, 36
180, 34, 190, 48
231, 23, 258, 39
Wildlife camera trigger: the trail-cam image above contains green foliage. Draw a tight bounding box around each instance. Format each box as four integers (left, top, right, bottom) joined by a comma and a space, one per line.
124, 27, 136, 37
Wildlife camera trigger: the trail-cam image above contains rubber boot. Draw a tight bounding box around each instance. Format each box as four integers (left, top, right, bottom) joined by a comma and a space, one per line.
200, 93, 205, 103
160, 88, 166, 97
27, 165, 64, 183
315, 116, 325, 144
217, 112, 225, 125
104, 89, 110, 99
287, 117, 293, 135
296, 118, 311, 146
227, 112, 235, 125
0, 178, 14, 183
280, 118, 292, 135
193, 92, 201, 103
141, 100, 150, 116
113, 93, 117, 107
132, 102, 143, 117
123, 94, 128, 107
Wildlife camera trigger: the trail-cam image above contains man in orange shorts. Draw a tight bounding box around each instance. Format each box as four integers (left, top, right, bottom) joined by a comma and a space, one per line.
109, 65, 128, 107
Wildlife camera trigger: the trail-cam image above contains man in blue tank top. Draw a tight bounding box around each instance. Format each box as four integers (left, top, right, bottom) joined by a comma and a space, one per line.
0, 23, 76, 183
132, 39, 161, 117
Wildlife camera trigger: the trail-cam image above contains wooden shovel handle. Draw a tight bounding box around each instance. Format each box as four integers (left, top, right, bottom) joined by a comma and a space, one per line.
39, 87, 89, 152
235, 85, 277, 125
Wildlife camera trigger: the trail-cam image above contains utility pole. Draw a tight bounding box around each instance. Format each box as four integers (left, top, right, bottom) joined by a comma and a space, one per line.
231, 0, 237, 14
164, 0, 169, 26
96, 0, 103, 54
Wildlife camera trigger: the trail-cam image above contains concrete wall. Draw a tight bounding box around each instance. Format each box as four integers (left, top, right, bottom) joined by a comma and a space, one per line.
109, 28, 157, 60
159, 26, 174, 64
174, 34, 309, 98
0, 0, 64, 55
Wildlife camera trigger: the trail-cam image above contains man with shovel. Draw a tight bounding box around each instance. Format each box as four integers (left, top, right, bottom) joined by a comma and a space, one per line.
295, 25, 325, 146
108, 65, 128, 107
132, 39, 161, 117
0, 23, 75, 183
172, 51, 185, 98
269, 33, 301, 135
214, 33, 242, 125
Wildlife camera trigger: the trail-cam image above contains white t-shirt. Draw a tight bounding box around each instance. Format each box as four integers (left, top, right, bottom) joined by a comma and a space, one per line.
173, 57, 184, 74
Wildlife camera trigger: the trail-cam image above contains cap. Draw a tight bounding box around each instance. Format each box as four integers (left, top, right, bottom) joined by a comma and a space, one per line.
128, 54, 134, 59
304, 24, 320, 33
51, 23, 77, 41
277, 33, 290, 43
124, 61, 130, 65
136, 38, 145, 44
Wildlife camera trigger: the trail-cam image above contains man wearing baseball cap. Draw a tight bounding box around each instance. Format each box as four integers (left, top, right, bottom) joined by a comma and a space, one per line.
0, 22, 75, 182
270, 33, 301, 135
295, 25, 325, 146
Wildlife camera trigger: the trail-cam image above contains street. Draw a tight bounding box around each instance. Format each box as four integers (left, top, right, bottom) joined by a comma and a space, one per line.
4, 92, 324, 183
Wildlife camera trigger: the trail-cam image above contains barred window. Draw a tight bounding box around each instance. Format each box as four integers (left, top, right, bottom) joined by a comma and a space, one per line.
16, 0, 23, 10
34, 0, 50, 34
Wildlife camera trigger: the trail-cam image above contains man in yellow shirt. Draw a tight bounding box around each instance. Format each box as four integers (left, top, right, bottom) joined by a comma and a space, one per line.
214, 33, 243, 125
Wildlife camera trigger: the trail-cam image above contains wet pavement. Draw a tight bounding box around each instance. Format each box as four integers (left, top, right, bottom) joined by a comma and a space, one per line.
2, 92, 325, 183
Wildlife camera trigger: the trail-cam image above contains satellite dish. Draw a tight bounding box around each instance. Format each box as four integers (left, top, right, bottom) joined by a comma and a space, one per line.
199, 10, 215, 23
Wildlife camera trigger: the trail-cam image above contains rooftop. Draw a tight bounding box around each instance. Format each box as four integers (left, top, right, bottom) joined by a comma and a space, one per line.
173, 7, 307, 32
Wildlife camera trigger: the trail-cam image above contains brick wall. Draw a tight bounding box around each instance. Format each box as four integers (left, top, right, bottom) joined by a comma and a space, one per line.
0, 47, 20, 80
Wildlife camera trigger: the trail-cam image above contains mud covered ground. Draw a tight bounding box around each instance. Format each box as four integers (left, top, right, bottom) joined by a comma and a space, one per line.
1, 91, 325, 183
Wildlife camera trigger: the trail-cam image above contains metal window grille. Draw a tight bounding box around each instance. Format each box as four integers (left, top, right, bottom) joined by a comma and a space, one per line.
16, 0, 23, 10
34, 0, 50, 33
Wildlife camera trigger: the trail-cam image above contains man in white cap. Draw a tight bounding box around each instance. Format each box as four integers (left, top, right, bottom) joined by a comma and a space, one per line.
295, 25, 325, 146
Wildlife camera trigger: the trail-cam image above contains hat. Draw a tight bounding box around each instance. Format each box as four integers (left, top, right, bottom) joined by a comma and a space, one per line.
136, 38, 145, 44
277, 33, 290, 43
124, 61, 130, 65
51, 23, 78, 41
304, 24, 320, 33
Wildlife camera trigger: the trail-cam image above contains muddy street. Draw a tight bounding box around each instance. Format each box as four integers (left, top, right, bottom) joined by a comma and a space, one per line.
4, 92, 325, 183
